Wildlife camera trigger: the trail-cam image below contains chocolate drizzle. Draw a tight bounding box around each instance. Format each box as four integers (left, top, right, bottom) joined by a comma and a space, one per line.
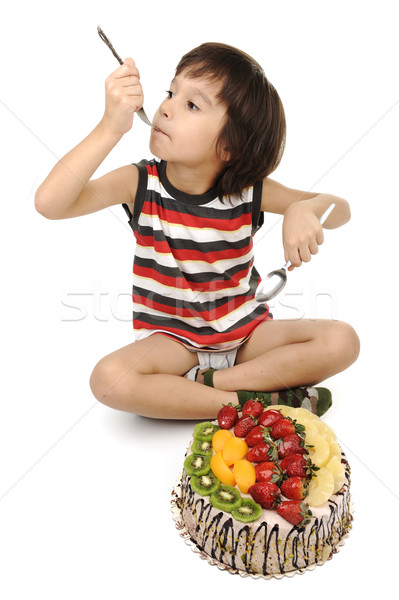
180, 456, 353, 576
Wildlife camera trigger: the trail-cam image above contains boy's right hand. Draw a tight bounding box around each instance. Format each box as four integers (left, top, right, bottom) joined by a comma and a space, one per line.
101, 57, 144, 137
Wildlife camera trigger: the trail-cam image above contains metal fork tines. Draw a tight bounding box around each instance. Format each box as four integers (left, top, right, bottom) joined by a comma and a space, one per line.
97, 26, 153, 128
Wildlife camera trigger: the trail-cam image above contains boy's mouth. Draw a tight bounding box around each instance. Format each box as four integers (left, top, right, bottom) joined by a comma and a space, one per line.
153, 125, 168, 136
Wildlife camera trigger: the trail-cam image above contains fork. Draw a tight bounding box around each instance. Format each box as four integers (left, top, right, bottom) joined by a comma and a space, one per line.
97, 26, 153, 128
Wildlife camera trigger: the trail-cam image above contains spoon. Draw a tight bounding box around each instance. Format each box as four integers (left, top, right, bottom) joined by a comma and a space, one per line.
255, 203, 336, 303
97, 26, 154, 128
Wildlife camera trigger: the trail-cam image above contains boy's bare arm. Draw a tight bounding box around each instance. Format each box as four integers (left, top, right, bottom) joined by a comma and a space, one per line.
261, 177, 351, 229
261, 176, 351, 270
35, 58, 143, 220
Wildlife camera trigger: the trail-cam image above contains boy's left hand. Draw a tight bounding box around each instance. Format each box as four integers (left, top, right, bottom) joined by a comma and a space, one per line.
282, 201, 324, 271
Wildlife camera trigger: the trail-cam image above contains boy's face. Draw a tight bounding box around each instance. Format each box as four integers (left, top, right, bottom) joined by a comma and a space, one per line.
149, 71, 227, 172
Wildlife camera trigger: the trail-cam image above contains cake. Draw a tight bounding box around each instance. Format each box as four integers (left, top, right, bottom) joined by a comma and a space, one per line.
176, 403, 352, 577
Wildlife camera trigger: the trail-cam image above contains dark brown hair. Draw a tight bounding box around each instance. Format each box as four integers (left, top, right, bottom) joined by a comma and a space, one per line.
175, 42, 286, 200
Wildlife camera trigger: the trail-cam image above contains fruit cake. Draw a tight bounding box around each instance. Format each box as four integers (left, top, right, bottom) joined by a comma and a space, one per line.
178, 403, 352, 577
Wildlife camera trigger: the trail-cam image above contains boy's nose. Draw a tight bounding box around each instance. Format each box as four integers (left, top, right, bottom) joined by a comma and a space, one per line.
158, 98, 172, 119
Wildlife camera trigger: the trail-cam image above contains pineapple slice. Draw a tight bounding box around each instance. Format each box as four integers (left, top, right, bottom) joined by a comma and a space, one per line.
289, 407, 320, 424
319, 421, 337, 440
305, 431, 330, 467
307, 467, 334, 506
322, 430, 338, 447
326, 456, 346, 494
327, 439, 342, 462
288, 409, 327, 437
295, 416, 318, 434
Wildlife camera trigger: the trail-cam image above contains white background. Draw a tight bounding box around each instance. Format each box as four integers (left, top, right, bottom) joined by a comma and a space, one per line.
1, 0, 397, 597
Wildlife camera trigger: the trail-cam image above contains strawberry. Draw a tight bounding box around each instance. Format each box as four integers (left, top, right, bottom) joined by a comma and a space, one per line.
249, 481, 280, 509
277, 500, 313, 526
281, 477, 308, 500
270, 418, 295, 439
245, 425, 269, 447
270, 418, 306, 440
242, 399, 264, 419
278, 434, 307, 459
280, 454, 320, 479
255, 461, 283, 484
234, 414, 257, 438
217, 404, 239, 429
258, 409, 284, 428
247, 441, 278, 463
280, 454, 307, 477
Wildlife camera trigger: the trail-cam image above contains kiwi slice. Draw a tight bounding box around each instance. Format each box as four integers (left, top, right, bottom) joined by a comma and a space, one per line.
190, 472, 221, 496
231, 498, 262, 523
191, 439, 213, 456
184, 453, 211, 477
193, 421, 220, 442
209, 485, 243, 512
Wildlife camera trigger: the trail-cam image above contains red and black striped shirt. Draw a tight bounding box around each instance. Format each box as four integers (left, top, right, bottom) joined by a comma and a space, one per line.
122, 159, 272, 351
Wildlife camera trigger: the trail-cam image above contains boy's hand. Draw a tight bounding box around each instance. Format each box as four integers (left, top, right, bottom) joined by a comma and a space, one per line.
101, 57, 144, 136
282, 201, 324, 271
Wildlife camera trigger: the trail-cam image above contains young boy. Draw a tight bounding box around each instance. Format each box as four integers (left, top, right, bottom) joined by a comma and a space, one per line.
35, 43, 360, 420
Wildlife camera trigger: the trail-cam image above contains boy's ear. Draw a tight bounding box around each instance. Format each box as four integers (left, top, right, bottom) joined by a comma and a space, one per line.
219, 146, 231, 162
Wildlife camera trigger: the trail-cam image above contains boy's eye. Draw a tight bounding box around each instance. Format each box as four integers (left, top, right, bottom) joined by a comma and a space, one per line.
165, 90, 198, 111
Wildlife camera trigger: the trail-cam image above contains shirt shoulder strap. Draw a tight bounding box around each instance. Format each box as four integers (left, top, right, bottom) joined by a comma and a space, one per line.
122, 159, 151, 231
251, 179, 264, 235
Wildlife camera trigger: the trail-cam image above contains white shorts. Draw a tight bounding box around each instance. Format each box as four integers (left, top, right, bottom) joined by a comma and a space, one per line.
184, 348, 238, 381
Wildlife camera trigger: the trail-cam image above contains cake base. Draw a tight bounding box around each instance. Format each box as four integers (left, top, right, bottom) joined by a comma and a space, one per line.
171, 472, 353, 580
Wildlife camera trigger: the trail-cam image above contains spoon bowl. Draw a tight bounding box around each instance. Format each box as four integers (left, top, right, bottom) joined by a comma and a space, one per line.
255, 203, 335, 303
255, 263, 290, 303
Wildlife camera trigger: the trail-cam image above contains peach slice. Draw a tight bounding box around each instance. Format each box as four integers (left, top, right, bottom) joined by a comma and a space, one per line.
212, 429, 233, 453
233, 459, 256, 494
210, 451, 235, 486
222, 437, 249, 466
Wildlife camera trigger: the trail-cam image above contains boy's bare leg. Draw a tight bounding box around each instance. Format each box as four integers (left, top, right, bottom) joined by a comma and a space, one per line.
89, 334, 237, 419
212, 319, 360, 392
90, 320, 360, 420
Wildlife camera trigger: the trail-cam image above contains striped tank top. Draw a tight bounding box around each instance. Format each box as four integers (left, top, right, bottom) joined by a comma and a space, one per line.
122, 159, 272, 352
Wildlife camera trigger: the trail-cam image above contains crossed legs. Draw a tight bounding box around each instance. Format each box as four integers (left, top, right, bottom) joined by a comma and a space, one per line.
89, 334, 236, 419
89, 319, 360, 419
